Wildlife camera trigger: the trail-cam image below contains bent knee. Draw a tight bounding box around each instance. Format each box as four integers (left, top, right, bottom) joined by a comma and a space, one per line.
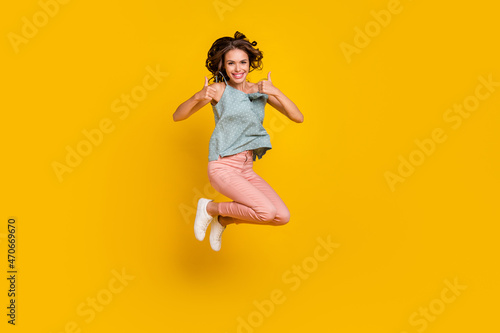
256, 206, 278, 222
271, 209, 291, 226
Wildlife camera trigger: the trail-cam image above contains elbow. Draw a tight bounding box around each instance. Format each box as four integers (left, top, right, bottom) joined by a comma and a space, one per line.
173, 112, 183, 122
294, 115, 304, 123
289, 109, 303, 123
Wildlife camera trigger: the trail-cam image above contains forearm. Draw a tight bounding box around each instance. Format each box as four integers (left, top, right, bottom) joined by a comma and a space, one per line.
274, 90, 304, 123
173, 94, 205, 122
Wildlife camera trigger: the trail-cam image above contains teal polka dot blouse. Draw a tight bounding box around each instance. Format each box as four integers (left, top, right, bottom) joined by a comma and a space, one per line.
208, 73, 272, 162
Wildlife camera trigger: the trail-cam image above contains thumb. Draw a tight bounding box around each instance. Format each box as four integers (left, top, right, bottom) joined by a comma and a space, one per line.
267, 71, 272, 82
204, 76, 208, 87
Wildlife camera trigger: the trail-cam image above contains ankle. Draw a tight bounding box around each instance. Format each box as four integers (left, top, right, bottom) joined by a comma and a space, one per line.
207, 201, 218, 217
218, 216, 228, 227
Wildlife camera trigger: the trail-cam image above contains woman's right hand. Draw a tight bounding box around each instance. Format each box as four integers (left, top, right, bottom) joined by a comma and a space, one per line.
194, 77, 217, 102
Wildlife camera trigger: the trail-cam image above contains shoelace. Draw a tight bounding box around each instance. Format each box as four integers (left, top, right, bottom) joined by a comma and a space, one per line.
200, 218, 210, 232
200, 208, 215, 231
213, 217, 225, 241
215, 226, 225, 241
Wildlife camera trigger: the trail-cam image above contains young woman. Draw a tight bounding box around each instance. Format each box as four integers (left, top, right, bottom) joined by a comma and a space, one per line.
173, 31, 303, 251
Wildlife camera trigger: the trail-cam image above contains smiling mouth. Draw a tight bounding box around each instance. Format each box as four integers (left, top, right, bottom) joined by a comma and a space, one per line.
232, 73, 244, 79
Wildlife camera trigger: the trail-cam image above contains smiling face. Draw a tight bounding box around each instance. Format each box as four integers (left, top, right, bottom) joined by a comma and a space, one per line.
223, 48, 250, 83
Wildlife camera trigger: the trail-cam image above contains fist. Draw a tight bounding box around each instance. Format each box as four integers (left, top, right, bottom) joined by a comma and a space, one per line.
257, 71, 278, 96
195, 76, 217, 102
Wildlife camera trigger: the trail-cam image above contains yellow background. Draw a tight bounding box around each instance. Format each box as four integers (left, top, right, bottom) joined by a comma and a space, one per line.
2, 0, 499, 332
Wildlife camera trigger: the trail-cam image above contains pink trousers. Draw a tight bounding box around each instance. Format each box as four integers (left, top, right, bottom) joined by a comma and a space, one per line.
207, 150, 290, 226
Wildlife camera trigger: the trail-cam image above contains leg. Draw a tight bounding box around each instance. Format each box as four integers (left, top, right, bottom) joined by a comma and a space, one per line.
208, 166, 277, 225
237, 166, 290, 226
207, 150, 290, 226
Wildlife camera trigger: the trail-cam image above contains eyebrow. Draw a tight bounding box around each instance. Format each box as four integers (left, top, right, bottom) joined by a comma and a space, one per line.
226, 59, 248, 62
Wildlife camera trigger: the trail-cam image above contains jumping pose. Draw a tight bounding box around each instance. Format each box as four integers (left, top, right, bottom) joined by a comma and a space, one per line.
173, 31, 303, 251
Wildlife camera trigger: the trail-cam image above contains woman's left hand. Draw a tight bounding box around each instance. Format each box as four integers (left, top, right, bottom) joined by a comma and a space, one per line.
257, 72, 280, 96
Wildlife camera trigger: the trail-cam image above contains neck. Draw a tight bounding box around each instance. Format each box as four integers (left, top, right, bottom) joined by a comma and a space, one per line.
228, 80, 248, 91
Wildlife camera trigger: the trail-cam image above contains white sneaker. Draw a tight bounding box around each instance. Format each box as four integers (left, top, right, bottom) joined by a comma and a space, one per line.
194, 198, 215, 241
210, 215, 226, 251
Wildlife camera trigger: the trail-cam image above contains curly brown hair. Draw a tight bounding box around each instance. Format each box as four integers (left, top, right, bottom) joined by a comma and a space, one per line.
205, 31, 263, 84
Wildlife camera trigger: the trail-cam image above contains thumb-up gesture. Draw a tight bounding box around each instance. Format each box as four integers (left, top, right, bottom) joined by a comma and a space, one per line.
257, 71, 279, 96
195, 76, 217, 102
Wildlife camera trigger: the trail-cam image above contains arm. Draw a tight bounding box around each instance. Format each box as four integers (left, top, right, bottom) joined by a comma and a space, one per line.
258, 72, 304, 123
267, 91, 304, 123
173, 77, 217, 122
